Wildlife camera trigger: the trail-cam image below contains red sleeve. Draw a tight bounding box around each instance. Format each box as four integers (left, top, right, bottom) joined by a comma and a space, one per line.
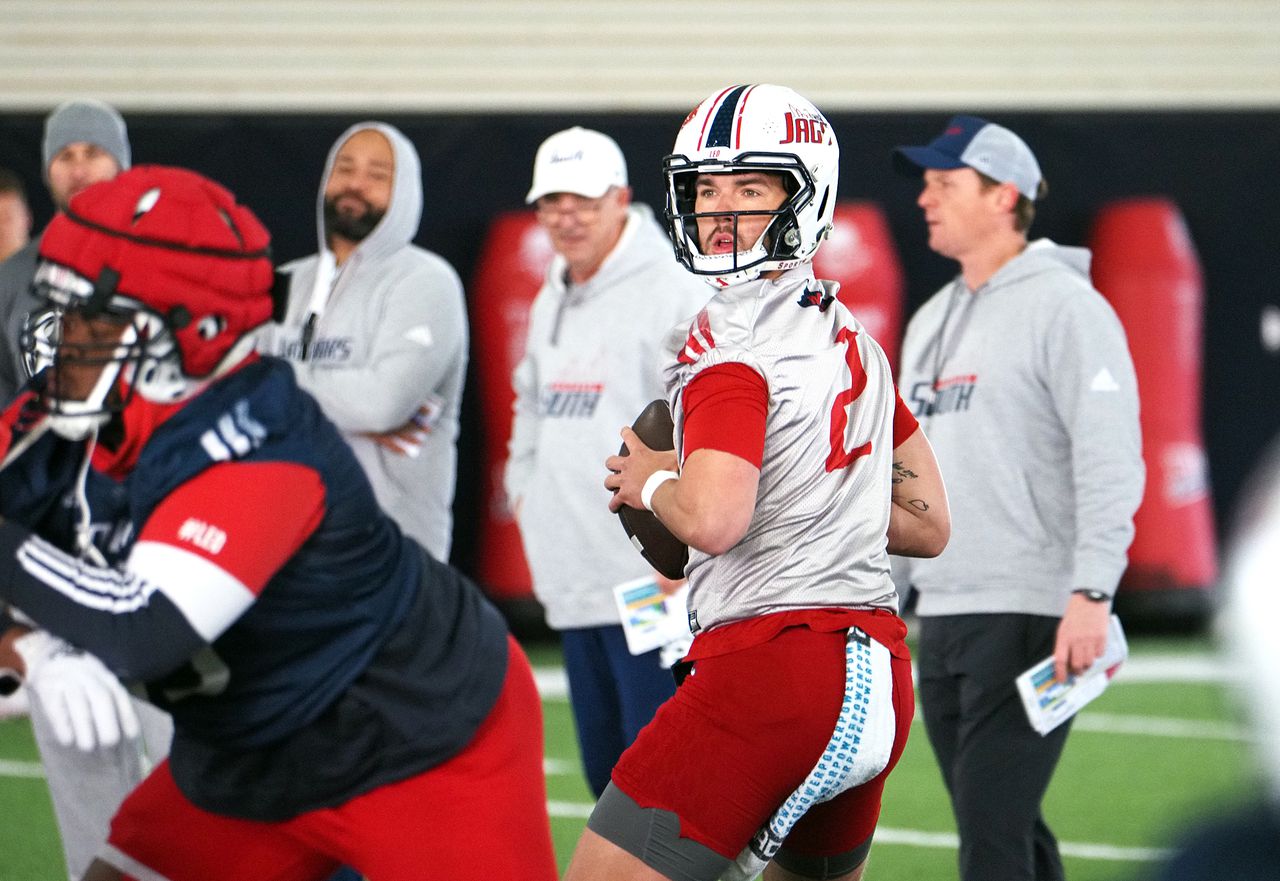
137, 461, 326, 593
0, 390, 42, 463
892, 388, 919, 448
682, 362, 768, 468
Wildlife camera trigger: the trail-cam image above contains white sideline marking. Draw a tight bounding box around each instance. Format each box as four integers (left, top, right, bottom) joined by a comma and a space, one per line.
873, 827, 1172, 863
548, 800, 592, 819
1115, 656, 1242, 684
546, 802, 1170, 863
543, 757, 578, 775
905, 709, 1248, 741
1073, 712, 1250, 741
0, 758, 44, 779
533, 666, 568, 699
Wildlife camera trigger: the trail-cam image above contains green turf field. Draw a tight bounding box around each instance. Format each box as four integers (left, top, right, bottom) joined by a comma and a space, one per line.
0, 635, 1260, 881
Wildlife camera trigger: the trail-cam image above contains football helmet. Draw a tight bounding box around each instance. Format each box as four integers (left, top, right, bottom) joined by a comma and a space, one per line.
664, 84, 839, 287
26, 165, 274, 439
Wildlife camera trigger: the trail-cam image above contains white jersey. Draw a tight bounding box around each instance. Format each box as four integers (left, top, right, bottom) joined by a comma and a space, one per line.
663, 266, 899, 635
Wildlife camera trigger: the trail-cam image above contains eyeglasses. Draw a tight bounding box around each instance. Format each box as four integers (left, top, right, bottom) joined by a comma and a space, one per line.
534, 194, 609, 222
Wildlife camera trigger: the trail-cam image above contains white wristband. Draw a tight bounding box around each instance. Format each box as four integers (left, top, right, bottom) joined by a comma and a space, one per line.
640, 470, 679, 512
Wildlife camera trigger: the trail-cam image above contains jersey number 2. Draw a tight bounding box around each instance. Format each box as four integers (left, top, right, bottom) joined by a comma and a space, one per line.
825, 327, 872, 472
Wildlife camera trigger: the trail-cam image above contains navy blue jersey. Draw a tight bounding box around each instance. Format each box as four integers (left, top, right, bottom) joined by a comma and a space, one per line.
0, 358, 509, 819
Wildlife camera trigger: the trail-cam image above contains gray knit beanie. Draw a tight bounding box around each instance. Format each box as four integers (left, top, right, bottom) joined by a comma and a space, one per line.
42, 99, 131, 173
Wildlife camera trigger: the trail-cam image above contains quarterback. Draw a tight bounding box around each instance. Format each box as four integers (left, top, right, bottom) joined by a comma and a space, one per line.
569, 85, 951, 881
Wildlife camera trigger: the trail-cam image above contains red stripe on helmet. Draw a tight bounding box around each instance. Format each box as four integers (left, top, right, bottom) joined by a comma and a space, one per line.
733, 85, 757, 149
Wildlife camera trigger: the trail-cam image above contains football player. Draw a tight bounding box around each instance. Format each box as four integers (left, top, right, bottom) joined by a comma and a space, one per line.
0, 165, 556, 881
569, 85, 950, 881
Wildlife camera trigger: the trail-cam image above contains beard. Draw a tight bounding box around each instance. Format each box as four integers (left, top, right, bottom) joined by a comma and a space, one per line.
323, 193, 386, 243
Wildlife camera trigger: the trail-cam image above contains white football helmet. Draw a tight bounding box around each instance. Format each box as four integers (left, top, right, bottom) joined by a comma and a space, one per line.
664, 84, 840, 287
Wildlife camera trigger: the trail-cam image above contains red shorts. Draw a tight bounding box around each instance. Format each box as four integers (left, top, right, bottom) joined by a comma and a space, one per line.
610, 617, 914, 861
103, 636, 556, 881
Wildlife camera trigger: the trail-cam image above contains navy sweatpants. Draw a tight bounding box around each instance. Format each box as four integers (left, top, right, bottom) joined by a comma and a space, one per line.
560, 624, 677, 798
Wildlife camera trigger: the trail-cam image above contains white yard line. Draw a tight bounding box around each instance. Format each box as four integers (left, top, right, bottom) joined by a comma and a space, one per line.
1115, 655, 1242, 684
547, 800, 593, 818
543, 757, 579, 775
0, 758, 45, 779
872, 826, 1172, 863
1073, 712, 1251, 741
533, 666, 569, 699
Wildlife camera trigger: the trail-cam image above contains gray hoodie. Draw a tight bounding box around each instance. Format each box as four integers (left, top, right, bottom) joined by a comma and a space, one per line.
259, 122, 467, 561
0, 237, 41, 403
505, 204, 708, 629
895, 239, 1144, 617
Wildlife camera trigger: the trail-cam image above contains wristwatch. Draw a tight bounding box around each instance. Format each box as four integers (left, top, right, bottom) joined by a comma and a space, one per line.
1072, 588, 1111, 603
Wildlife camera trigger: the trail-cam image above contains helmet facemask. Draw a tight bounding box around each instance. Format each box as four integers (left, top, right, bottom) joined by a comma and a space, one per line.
665, 152, 816, 287
24, 260, 183, 440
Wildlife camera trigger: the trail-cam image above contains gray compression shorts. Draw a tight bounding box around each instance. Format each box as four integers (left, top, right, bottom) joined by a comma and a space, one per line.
587, 783, 874, 881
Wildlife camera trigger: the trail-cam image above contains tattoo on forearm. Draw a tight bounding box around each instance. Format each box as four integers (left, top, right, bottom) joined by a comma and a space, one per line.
891, 493, 930, 512
892, 460, 918, 485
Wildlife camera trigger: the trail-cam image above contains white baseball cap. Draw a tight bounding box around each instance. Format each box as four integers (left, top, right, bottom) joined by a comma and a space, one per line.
526, 126, 628, 204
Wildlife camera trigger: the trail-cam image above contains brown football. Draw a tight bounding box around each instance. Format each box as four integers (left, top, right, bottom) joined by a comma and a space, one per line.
617, 399, 689, 580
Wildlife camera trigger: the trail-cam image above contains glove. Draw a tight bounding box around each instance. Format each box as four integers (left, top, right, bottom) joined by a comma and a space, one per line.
13, 630, 140, 751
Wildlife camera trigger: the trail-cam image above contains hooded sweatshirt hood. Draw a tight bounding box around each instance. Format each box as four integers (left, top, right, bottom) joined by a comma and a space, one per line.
985, 237, 1092, 290
315, 121, 423, 267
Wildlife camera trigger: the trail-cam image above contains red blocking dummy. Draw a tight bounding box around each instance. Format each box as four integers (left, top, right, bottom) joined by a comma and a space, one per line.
813, 201, 905, 370
468, 211, 553, 600
1089, 198, 1217, 612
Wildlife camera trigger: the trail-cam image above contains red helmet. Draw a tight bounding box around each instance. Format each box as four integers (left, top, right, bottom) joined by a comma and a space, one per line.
28, 165, 274, 435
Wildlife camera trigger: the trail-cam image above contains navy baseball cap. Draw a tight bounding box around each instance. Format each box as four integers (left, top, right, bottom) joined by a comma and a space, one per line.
893, 115, 1042, 201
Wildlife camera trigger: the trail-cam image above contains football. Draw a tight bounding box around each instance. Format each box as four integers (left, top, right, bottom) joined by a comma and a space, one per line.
617, 399, 689, 580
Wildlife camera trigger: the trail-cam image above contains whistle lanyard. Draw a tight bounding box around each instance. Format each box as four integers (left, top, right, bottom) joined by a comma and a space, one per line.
924, 277, 980, 428
931, 278, 981, 389
300, 251, 344, 362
